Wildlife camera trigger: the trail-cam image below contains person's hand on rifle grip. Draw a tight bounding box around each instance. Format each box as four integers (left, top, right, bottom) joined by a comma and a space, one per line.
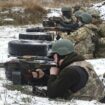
49, 17, 53, 21
50, 54, 60, 75
32, 69, 45, 79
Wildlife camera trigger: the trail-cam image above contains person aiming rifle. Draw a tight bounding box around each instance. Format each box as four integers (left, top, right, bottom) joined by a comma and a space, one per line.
32, 39, 105, 103
47, 6, 80, 35
26, 7, 81, 37
4, 56, 56, 86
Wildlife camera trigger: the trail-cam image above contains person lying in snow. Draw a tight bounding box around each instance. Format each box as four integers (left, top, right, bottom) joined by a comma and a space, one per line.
32, 39, 105, 103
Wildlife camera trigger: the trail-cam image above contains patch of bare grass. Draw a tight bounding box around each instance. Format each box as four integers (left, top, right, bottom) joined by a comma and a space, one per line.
23, 1, 46, 16
0, 1, 22, 9
0, 0, 104, 8
0, 0, 104, 25
0, 0, 47, 25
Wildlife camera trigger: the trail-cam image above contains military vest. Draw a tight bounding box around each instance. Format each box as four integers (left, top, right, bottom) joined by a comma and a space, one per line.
67, 60, 105, 101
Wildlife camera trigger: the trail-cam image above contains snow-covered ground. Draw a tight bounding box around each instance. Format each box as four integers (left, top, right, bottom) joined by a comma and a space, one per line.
47, 8, 61, 17
0, 67, 104, 105
92, 1, 105, 20
0, 26, 25, 63
0, 24, 42, 63
0, 1, 105, 105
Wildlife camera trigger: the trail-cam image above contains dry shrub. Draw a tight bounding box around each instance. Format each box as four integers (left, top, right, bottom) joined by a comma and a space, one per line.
42, 0, 103, 7
0, 0, 47, 25
0, 0, 103, 9
0, 0, 47, 15
0, 1, 22, 9
22, 1, 47, 25
23, 2, 46, 14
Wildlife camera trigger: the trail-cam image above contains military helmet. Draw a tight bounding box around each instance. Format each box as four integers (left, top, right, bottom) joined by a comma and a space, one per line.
51, 39, 74, 56
61, 6, 72, 12
74, 10, 84, 18
79, 13, 92, 24
99, 23, 105, 37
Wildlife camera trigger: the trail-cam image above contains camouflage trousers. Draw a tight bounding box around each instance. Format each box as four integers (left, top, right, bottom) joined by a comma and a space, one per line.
95, 37, 105, 58
95, 47, 105, 58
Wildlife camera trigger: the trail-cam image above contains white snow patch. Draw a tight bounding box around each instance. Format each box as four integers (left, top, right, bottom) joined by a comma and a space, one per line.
11, 7, 25, 13
47, 8, 62, 17
87, 59, 105, 75
3, 18, 14, 22
93, 1, 105, 20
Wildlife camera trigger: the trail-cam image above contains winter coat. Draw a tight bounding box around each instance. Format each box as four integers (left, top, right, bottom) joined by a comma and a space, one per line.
48, 52, 105, 101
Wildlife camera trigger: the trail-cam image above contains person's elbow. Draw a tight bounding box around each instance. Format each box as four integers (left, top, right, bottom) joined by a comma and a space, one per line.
47, 88, 58, 99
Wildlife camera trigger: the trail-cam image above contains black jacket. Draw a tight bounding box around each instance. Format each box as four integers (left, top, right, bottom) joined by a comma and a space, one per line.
47, 52, 88, 99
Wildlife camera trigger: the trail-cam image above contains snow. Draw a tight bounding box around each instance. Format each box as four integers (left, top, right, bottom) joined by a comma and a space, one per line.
87, 59, 105, 75
46, 1, 105, 20
0, 24, 41, 63
92, 1, 105, 20
3, 18, 14, 22
11, 7, 25, 13
47, 8, 62, 17
0, 1, 105, 105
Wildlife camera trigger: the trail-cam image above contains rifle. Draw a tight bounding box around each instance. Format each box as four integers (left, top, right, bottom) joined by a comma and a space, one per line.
4, 57, 56, 84
48, 17, 61, 23
26, 16, 79, 35
26, 26, 74, 34
5, 56, 56, 72
19, 58, 56, 72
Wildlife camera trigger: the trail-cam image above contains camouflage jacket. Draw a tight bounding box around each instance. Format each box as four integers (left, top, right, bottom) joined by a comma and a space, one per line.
94, 23, 105, 58
61, 15, 77, 24
68, 60, 105, 101
94, 37, 105, 58
99, 23, 105, 37
61, 24, 99, 59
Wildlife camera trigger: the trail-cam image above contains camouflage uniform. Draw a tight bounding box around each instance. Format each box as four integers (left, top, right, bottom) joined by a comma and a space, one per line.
95, 23, 105, 58
74, 7, 102, 26
86, 8, 102, 26
61, 24, 98, 59
68, 60, 105, 101
99, 22, 105, 37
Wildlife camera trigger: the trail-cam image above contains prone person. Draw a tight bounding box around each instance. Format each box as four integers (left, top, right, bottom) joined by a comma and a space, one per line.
32, 39, 105, 103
